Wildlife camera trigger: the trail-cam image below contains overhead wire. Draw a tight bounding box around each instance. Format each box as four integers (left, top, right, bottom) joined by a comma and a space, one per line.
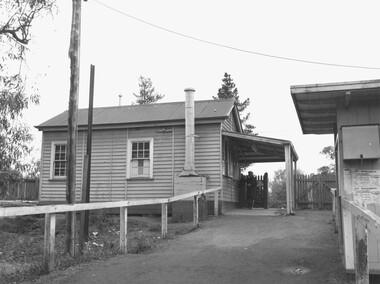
92, 0, 380, 71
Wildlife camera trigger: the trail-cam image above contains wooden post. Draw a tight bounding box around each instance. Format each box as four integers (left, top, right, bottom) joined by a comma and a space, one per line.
161, 203, 168, 238
294, 161, 297, 210
79, 155, 88, 253
285, 144, 292, 214
66, 0, 82, 257
214, 190, 219, 216
193, 195, 199, 228
120, 207, 128, 254
80, 64, 95, 251
354, 217, 369, 284
337, 196, 345, 251
43, 213, 56, 272
263, 173, 268, 209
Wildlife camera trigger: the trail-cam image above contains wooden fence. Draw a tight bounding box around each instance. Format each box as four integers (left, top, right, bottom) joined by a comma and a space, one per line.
295, 174, 336, 210
239, 173, 268, 209
0, 179, 39, 200
0, 186, 221, 273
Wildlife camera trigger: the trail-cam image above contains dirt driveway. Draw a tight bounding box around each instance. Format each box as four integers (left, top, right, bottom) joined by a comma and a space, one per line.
37, 210, 356, 284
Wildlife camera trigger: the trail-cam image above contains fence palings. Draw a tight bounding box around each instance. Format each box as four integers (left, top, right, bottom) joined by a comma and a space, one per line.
1, 179, 39, 200
295, 174, 336, 210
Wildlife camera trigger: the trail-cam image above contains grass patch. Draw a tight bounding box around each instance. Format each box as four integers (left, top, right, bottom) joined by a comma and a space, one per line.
0, 213, 195, 283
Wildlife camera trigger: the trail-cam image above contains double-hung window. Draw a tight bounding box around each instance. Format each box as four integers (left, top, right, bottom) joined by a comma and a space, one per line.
50, 142, 67, 179
127, 138, 153, 179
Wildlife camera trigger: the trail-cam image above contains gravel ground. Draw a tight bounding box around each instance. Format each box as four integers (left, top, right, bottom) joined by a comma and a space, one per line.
32, 210, 366, 284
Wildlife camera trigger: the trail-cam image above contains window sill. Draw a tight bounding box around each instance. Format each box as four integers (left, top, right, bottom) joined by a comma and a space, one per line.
48, 178, 66, 182
127, 177, 153, 181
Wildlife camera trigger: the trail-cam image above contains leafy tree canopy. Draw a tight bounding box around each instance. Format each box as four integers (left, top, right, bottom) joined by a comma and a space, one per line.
133, 76, 164, 105
320, 146, 335, 160
269, 168, 303, 208
0, 0, 54, 190
316, 146, 335, 175
268, 169, 287, 208
214, 73, 256, 135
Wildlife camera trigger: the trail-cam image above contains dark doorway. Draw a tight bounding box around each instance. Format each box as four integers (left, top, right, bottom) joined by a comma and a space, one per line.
239, 172, 268, 209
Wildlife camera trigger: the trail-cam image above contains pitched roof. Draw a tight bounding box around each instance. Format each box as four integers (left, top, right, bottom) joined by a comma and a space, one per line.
36, 99, 237, 130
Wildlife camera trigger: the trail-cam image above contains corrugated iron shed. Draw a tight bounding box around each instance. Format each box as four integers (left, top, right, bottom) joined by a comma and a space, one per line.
36, 99, 236, 130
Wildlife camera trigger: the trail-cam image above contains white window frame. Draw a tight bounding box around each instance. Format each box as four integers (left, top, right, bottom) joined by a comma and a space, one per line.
50, 141, 67, 179
126, 138, 154, 179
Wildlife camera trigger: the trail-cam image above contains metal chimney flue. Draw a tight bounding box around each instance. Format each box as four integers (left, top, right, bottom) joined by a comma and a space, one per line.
179, 88, 198, 177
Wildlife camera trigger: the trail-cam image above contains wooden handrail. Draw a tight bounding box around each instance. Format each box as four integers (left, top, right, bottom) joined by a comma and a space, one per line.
341, 198, 380, 235
0, 187, 221, 217
0, 186, 222, 273
341, 198, 380, 284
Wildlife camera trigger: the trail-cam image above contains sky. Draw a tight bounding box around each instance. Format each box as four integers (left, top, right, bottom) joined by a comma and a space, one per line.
19, 0, 380, 179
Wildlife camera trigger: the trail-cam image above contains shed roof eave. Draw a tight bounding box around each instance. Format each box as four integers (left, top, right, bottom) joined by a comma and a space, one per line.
291, 78, 380, 135
290, 79, 380, 94
222, 131, 298, 163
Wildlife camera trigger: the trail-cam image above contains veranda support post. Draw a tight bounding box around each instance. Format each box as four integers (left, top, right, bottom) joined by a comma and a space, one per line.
285, 144, 293, 214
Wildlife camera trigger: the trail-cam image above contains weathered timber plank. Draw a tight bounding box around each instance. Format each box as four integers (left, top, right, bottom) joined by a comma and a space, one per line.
214, 191, 219, 216
354, 216, 369, 284
161, 203, 168, 238
193, 196, 199, 228
43, 213, 56, 272
120, 207, 127, 254
1, 187, 221, 217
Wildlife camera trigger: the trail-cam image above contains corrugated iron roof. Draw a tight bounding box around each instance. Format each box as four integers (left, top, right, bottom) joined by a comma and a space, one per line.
36, 99, 236, 130
222, 131, 298, 163
291, 79, 380, 134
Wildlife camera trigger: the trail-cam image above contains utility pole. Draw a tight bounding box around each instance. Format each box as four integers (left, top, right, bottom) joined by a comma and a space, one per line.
80, 64, 95, 252
66, 0, 81, 257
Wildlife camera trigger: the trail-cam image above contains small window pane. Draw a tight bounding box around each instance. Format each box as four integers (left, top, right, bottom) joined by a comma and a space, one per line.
138, 143, 143, 150
132, 143, 137, 150
132, 150, 137, 159
144, 150, 149, 158
138, 160, 144, 175
144, 142, 149, 150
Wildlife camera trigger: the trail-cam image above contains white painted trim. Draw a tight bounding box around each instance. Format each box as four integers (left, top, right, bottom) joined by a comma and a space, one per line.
50, 141, 67, 180
126, 137, 154, 179
285, 144, 292, 214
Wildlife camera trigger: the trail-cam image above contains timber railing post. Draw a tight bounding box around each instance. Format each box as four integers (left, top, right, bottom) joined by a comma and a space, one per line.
193, 195, 199, 228
120, 207, 128, 254
43, 213, 56, 272
161, 203, 168, 238
354, 216, 369, 284
214, 190, 219, 216
1, 186, 222, 275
